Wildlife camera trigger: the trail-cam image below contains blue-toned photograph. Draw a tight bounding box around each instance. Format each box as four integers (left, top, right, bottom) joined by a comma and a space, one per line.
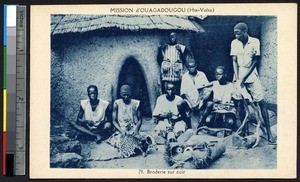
49, 14, 277, 169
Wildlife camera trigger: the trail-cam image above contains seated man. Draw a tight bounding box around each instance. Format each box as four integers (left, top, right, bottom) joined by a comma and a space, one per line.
180, 58, 212, 131
204, 66, 236, 130
112, 85, 142, 136
73, 85, 113, 143
153, 82, 188, 143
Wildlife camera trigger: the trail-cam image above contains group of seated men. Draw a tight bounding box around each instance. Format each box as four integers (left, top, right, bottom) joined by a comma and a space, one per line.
71, 22, 274, 144
72, 84, 142, 144
152, 59, 238, 143
72, 61, 270, 145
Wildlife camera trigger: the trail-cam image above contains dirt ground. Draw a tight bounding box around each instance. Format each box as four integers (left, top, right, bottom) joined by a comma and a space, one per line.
82, 117, 277, 169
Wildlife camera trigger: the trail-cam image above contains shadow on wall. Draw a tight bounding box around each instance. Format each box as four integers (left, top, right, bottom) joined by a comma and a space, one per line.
116, 57, 152, 117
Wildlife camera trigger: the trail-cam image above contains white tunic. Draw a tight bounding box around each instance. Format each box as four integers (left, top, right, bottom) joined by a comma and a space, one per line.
180, 71, 209, 107
152, 94, 183, 117
212, 81, 234, 103
114, 99, 140, 133
230, 36, 261, 83
80, 99, 109, 126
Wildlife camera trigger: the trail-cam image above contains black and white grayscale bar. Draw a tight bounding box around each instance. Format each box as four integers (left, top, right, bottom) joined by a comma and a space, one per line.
5, 4, 17, 176
50, 14, 278, 170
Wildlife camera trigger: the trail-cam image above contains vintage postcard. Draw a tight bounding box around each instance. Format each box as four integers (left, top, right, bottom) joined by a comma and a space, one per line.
30, 3, 297, 179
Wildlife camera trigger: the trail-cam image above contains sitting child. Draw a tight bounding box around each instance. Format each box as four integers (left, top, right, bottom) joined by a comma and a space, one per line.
153, 82, 188, 143
204, 66, 237, 130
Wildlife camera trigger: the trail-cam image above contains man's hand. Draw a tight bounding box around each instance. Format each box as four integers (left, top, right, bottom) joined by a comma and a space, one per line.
198, 84, 206, 90
86, 120, 95, 127
120, 131, 126, 136
191, 105, 199, 111
171, 114, 179, 120
153, 118, 159, 125
190, 102, 199, 110
160, 43, 168, 50
95, 135, 103, 144
185, 98, 198, 109
232, 77, 237, 83
213, 99, 222, 103
159, 113, 170, 119
166, 112, 173, 119
133, 129, 140, 136
87, 120, 98, 130
251, 50, 257, 58
240, 79, 246, 88
175, 44, 181, 52
226, 101, 235, 106
236, 79, 245, 88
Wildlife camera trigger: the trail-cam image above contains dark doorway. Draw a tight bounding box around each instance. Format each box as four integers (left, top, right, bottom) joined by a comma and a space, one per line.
117, 57, 152, 117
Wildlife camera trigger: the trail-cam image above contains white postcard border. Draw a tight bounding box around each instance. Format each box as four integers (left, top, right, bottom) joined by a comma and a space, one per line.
30, 3, 297, 179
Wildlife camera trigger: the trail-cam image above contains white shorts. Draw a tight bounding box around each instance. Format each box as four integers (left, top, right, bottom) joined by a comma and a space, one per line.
232, 83, 252, 101
244, 79, 264, 102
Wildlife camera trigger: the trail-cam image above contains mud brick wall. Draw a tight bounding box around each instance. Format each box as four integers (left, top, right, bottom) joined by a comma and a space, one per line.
51, 31, 192, 122
259, 17, 277, 105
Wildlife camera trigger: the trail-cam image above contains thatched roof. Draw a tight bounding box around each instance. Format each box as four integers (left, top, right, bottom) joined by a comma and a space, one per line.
51, 15, 206, 35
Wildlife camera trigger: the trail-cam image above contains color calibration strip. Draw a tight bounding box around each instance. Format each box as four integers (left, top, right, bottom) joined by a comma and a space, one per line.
3, 5, 7, 174
3, 5, 26, 176
3, 5, 17, 176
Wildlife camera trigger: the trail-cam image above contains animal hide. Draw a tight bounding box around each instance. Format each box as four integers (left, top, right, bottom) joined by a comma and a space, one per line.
92, 132, 155, 161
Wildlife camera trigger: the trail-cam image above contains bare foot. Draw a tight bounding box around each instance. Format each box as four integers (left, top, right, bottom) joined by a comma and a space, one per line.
95, 135, 103, 144
268, 136, 277, 144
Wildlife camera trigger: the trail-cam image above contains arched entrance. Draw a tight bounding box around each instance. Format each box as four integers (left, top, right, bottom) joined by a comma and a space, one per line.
117, 57, 152, 117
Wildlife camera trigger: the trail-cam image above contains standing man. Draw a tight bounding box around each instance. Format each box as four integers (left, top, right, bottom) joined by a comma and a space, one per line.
230, 22, 274, 142
180, 58, 212, 131
112, 85, 142, 136
159, 32, 193, 94
74, 85, 113, 144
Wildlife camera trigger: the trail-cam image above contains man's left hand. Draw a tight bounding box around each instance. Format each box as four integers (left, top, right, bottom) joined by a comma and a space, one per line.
237, 79, 245, 88
240, 79, 246, 88
175, 44, 181, 52
166, 112, 173, 119
86, 120, 95, 127
133, 129, 140, 136
251, 50, 257, 58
